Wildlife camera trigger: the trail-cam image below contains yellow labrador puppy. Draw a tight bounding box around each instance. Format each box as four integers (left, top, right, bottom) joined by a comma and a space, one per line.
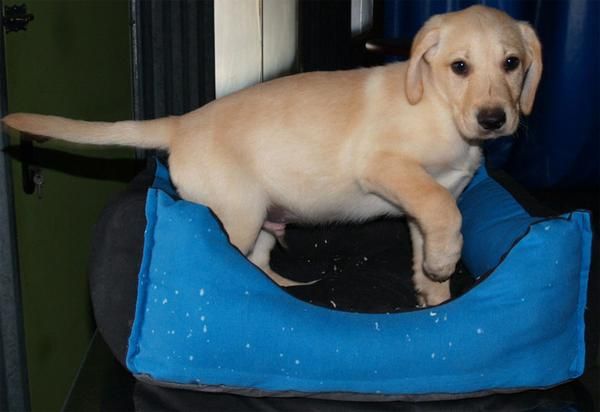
4, 6, 541, 306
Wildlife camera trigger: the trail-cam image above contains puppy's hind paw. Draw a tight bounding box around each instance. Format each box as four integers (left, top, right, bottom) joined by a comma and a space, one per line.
415, 286, 451, 307
264, 268, 320, 287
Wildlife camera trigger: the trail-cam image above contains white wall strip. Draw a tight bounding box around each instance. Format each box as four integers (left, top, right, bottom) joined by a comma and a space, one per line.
214, 0, 298, 98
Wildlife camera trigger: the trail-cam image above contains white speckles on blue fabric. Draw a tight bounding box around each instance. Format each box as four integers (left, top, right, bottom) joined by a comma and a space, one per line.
126, 162, 592, 397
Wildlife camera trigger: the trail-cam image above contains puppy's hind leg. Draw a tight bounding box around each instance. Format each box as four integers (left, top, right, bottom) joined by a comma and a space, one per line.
174, 170, 316, 286
211, 203, 266, 256
248, 229, 319, 287
210, 201, 317, 287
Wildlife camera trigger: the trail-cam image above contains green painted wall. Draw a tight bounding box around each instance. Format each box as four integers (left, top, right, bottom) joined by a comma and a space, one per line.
4, 1, 133, 410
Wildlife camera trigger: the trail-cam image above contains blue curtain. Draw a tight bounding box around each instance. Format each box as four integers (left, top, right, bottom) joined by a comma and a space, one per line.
384, 0, 599, 189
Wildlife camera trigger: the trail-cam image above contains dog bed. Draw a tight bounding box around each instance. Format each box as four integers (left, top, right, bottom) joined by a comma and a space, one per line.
119, 161, 592, 401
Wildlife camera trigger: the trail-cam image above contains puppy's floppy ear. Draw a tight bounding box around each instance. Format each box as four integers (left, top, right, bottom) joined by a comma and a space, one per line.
405, 17, 441, 105
518, 22, 543, 115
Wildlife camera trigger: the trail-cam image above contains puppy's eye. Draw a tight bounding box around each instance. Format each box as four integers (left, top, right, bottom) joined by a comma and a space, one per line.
504, 56, 520, 72
451, 60, 469, 76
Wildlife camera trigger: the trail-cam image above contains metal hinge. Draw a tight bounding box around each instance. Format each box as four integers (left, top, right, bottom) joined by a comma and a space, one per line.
3, 4, 34, 34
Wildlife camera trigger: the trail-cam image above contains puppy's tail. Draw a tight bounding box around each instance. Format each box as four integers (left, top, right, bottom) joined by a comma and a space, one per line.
2, 113, 174, 150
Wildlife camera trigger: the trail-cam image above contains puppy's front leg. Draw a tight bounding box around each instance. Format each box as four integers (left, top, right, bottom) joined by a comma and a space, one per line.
408, 221, 451, 306
361, 153, 462, 305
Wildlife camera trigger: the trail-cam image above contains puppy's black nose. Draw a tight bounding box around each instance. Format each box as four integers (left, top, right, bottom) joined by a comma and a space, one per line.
477, 107, 506, 131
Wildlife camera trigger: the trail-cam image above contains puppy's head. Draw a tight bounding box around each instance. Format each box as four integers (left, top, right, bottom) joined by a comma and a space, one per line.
406, 5, 542, 140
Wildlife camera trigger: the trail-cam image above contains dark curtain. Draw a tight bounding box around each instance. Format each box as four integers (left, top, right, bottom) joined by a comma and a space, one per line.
384, 0, 599, 189
131, 0, 215, 120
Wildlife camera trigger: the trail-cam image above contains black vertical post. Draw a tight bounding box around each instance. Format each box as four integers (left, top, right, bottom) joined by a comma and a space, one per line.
299, 0, 386, 71
299, 0, 353, 71
0, 1, 31, 410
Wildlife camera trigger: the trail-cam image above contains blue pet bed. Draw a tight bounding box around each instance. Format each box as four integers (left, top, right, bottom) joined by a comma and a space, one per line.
125, 162, 592, 401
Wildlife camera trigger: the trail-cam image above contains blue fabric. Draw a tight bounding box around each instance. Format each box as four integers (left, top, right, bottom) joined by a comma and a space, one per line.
126, 162, 592, 397
458, 167, 540, 277
384, 0, 600, 188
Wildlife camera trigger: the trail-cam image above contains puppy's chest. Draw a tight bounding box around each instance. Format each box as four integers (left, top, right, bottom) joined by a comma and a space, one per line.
427, 144, 483, 198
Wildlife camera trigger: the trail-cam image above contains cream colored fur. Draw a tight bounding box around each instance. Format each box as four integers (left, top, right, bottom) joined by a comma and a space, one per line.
3, 6, 541, 306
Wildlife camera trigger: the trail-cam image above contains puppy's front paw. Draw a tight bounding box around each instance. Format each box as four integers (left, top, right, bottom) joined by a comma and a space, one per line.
423, 233, 462, 282
423, 259, 456, 282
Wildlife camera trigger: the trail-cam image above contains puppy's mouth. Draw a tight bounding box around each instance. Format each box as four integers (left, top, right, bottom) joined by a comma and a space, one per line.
459, 111, 519, 141
475, 127, 509, 140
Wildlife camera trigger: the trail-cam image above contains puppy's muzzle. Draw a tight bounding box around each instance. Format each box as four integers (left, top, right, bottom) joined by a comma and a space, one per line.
477, 107, 506, 131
